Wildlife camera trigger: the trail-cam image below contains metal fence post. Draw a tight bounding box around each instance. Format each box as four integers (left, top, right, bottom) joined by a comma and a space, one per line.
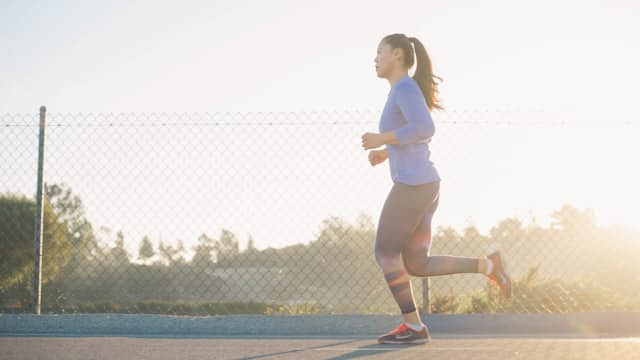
33, 105, 47, 315
422, 278, 430, 315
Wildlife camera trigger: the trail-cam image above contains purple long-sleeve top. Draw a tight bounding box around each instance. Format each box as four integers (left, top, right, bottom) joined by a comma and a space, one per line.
379, 75, 441, 185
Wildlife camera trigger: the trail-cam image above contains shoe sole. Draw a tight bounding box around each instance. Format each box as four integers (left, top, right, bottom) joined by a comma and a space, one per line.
378, 338, 430, 345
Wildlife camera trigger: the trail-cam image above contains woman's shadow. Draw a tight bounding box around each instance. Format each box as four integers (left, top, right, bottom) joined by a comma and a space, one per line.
326, 342, 420, 360
236, 339, 412, 360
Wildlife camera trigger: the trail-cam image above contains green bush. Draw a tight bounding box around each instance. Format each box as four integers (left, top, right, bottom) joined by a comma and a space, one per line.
0, 194, 70, 306
458, 267, 636, 313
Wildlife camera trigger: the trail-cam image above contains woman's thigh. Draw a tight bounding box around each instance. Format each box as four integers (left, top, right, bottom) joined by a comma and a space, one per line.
375, 182, 440, 257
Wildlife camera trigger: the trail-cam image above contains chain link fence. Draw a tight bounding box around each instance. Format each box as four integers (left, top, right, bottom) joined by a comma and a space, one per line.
1, 109, 638, 315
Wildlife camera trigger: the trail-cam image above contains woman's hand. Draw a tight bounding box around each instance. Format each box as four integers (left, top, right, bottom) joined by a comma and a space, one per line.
368, 149, 388, 166
361, 131, 397, 150
361, 132, 385, 150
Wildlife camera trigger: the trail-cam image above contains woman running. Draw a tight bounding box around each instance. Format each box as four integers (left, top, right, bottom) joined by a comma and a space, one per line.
361, 33, 512, 345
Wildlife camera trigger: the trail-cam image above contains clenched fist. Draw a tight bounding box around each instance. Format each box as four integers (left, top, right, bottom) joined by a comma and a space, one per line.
368, 149, 388, 166
361, 132, 385, 150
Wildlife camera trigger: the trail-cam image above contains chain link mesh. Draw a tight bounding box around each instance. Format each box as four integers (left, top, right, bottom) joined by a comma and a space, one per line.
1, 110, 638, 314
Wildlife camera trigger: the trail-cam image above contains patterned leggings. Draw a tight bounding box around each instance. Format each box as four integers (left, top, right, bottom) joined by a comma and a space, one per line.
375, 181, 479, 314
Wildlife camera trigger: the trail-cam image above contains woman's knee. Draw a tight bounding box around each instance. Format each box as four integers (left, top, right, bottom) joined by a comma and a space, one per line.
403, 253, 433, 276
375, 229, 412, 270
402, 254, 421, 275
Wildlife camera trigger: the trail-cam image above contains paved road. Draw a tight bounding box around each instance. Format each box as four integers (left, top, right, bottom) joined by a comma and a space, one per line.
2, 336, 640, 360
2, 314, 639, 359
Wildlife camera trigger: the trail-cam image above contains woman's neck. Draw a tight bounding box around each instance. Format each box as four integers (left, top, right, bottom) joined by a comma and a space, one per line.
387, 69, 409, 87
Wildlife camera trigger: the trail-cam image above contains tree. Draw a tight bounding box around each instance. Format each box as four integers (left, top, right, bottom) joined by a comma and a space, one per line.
489, 218, 524, 243
462, 225, 485, 243
215, 229, 239, 266
109, 231, 130, 266
158, 240, 186, 265
315, 216, 350, 246
434, 226, 460, 243
551, 205, 596, 233
246, 236, 257, 254
138, 236, 155, 265
44, 183, 97, 260
192, 233, 216, 266
0, 194, 70, 293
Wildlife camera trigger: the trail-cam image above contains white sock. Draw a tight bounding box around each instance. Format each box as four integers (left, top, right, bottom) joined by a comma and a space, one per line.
406, 322, 424, 331
485, 258, 494, 275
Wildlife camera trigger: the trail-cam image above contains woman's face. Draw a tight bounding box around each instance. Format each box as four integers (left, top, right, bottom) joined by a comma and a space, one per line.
374, 41, 397, 79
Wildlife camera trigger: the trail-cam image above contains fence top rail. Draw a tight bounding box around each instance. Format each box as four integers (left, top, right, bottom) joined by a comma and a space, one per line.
1, 109, 636, 128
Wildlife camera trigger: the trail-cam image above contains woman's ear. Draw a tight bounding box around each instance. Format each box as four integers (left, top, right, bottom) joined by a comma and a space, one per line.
391, 48, 403, 63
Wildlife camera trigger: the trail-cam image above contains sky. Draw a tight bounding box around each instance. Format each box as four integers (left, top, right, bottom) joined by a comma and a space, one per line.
2, 0, 640, 254
2, 0, 639, 113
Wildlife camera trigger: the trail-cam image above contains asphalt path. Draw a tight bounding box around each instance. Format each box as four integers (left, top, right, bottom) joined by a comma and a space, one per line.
2, 313, 639, 359
2, 336, 640, 360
